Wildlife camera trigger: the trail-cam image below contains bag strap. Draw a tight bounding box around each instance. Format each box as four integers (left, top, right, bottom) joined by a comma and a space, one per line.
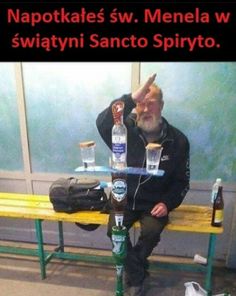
69, 177, 100, 190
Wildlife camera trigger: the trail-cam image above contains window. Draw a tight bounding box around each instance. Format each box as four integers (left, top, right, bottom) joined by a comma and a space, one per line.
141, 62, 236, 182
23, 62, 132, 173
0, 63, 23, 171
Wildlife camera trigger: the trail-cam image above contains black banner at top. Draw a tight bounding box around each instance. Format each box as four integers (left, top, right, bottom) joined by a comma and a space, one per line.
0, 2, 235, 61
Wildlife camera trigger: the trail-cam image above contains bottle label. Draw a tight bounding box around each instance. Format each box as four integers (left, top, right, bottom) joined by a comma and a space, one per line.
116, 265, 123, 276
112, 135, 126, 145
115, 214, 124, 227
112, 234, 125, 255
214, 209, 223, 223
112, 143, 126, 154
112, 179, 127, 202
112, 135, 126, 162
112, 136, 126, 150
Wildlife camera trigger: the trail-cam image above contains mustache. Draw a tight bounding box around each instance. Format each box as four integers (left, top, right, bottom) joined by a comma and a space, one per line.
136, 112, 154, 122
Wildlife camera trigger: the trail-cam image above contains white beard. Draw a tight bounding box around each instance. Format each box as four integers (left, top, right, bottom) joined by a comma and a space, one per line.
137, 115, 160, 133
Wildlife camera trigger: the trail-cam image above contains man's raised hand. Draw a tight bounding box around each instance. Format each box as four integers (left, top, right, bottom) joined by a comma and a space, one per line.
132, 73, 156, 104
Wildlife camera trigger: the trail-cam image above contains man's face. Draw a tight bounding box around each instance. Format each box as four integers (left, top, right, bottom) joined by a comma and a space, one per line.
136, 86, 163, 133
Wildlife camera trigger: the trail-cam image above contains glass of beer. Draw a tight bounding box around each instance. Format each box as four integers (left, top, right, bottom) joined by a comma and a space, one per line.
146, 143, 162, 174
79, 141, 96, 169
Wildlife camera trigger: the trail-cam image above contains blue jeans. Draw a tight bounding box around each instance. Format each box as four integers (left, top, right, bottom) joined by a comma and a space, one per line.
107, 209, 169, 286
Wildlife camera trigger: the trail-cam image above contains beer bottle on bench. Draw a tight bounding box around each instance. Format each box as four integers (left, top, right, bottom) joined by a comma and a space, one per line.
211, 185, 224, 227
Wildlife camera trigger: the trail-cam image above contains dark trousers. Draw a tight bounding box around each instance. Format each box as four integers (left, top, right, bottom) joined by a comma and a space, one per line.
107, 210, 169, 286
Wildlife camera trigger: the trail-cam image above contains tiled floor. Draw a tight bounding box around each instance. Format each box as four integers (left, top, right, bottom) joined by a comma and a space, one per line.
0, 253, 235, 296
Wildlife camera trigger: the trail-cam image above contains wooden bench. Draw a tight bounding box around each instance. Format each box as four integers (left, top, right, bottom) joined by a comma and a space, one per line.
0, 192, 223, 295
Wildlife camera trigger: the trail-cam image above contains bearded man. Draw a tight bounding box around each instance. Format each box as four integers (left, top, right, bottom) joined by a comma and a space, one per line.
96, 74, 190, 296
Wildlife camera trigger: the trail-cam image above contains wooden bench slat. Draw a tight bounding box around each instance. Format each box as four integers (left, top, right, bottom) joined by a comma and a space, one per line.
0, 199, 51, 209
0, 206, 108, 224
0, 192, 49, 201
0, 192, 223, 234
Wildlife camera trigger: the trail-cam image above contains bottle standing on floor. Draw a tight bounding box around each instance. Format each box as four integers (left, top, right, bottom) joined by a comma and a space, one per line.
211, 185, 224, 227
211, 178, 222, 203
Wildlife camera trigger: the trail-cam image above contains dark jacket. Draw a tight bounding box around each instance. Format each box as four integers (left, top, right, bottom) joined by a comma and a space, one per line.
96, 94, 190, 213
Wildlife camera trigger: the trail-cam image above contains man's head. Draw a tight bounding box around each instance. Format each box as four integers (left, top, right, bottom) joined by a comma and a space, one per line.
136, 84, 164, 133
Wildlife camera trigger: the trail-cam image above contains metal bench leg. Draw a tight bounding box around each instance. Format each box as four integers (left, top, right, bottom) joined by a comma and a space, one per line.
205, 233, 216, 295
35, 219, 46, 279
57, 221, 64, 252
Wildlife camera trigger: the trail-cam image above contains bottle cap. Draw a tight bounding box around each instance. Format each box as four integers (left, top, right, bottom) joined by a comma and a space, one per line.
79, 141, 95, 148
112, 101, 124, 123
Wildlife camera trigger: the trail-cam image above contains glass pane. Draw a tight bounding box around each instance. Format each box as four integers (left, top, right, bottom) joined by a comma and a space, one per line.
23, 62, 132, 173
141, 62, 236, 182
0, 63, 23, 171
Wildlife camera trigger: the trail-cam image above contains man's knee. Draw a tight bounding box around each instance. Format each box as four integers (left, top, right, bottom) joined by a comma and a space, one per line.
141, 226, 161, 240
140, 215, 168, 241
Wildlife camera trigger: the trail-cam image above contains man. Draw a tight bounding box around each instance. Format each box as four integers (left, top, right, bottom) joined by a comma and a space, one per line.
96, 74, 190, 296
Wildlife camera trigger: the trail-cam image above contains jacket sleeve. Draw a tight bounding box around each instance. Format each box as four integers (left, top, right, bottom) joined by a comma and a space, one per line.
96, 94, 136, 149
161, 137, 190, 212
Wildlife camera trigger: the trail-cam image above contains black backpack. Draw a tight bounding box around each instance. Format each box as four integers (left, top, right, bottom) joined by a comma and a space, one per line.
49, 177, 109, 230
